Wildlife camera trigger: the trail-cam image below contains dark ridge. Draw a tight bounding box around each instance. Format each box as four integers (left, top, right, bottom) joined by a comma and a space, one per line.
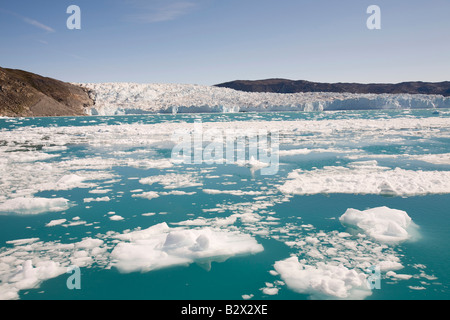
0, 67, 94, 117
215, 79, 450, 96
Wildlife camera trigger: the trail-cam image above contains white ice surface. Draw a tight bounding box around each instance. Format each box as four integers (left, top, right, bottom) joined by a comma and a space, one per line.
0, 197, 70, 215
80, 83, 450, 115
274, 257, 371, 300
45, 219, 67, 227
279, 161, 450, 196
110, 223, 264, 273
339, 207, 416, 244
0, 237, 108, 300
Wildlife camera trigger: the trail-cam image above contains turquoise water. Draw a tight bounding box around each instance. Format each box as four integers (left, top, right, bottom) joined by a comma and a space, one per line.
0, 109, 449, 300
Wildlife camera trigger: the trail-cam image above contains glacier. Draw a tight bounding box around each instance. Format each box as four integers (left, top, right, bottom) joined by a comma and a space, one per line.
80, 83, 450, 115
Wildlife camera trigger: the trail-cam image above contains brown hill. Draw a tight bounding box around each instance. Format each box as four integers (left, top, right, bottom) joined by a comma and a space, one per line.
216, 79, 450, 96
0, 67, 93, 117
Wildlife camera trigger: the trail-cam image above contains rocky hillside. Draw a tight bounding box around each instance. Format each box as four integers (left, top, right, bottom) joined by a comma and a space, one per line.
0, 67, 93, 117
216, 79, 450, 96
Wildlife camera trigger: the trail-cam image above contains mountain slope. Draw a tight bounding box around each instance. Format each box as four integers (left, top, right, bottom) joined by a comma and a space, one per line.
0, 67, 93, 117
215, 79, 450, 96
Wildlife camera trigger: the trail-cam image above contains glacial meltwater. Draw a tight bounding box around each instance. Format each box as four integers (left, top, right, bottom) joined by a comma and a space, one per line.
0, 109, 449, 300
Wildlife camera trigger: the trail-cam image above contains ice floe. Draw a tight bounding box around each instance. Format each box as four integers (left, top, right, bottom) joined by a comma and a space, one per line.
110, 223, 263, 273
279, 161, 450, 196
339, 207, 417, 244
45, 219, 67, 227
0, 237, 108, 300
274, 257, 371, 300
0, 197, 70, 215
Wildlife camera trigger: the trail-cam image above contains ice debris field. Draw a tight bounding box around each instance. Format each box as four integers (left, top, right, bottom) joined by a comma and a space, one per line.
0, 109, 449, 300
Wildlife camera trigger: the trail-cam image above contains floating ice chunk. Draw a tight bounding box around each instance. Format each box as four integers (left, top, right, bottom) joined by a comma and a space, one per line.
0, 235, 108, 300
413, 153, 450, 165
203, 189, 264, 196
339, 207, 415, 244
386, 271, 413, 280
278, 149, 312, 156
274, 257, 371, 300
6, 238, 40, 246
83, 197, 111, 203
109, 215, 124, 221
377, 260, 404, 272
110, 223, 263, 273
0, 197, 70, 215
76, 238, 104, 250
142, 212, 156, 217
160, 190, 196, 196
132, 191, 159, 200
65, 220, 87, 227
45, 219, 67, 227
89, 189, 112, 194
408, 286, 426, 291
261, 287, 279, 296
0, 260, 66, 300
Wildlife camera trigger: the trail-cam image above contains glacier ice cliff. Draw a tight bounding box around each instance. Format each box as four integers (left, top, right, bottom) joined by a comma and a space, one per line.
80, 83, 450, 115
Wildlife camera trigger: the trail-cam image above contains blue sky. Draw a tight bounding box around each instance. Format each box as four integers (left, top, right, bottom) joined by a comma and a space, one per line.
0, 0, 449, 85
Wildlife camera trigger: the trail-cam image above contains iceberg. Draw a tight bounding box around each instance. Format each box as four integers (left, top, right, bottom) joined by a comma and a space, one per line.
110, 223, 264, 273
274, 257, 372, 300
339, 207, 416, 244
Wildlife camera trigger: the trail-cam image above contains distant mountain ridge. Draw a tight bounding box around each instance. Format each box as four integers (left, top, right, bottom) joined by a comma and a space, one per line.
0, 67, 93, 117
215, 79, 450, 97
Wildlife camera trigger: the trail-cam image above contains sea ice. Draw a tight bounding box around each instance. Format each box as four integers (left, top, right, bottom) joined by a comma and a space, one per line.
45, 219, 67, 227
274, 257, 372, 300
279, 163, 450, 196
0, 197, 70, 215
110, 223, 264, 273
339, 207, 416, 244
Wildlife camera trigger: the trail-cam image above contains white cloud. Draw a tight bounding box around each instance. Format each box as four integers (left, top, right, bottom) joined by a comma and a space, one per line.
21, 16, 55, 33
0, 8, 55, 33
